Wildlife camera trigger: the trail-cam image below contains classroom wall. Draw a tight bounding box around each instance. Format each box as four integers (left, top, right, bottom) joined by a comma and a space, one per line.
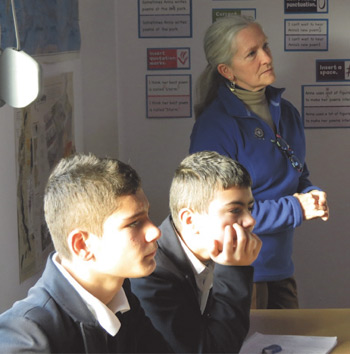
0, 0, 119, 313
79, 0, 119, 158
0, 0, 348, 312
0, 59, 84, 312
112, 0, 350, 309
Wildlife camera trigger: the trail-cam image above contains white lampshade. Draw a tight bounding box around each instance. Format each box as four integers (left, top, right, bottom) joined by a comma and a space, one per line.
0, 48, 41, 108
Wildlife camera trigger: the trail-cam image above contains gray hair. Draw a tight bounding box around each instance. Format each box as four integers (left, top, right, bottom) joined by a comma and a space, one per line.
44, 153, 141, 260
194, 15, 258, 118
169, 151, 252, 231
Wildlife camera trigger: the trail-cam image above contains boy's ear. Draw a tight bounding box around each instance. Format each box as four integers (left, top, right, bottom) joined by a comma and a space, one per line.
67, 229, 94, 261
178, 208, 200, 234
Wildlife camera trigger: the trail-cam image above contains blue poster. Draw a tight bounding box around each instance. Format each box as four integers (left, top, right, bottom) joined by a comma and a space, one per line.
0, 0, 81, 55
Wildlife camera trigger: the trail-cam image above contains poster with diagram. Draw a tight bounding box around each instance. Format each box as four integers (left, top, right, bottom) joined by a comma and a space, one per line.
16, 72, 75, 282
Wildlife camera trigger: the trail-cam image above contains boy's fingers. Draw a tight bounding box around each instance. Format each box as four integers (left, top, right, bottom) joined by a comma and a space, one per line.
232, 223, 247, 252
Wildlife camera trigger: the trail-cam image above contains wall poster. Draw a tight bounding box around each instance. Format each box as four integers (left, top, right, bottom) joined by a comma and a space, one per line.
138, 0, 192, 38
16, 72, 75, 282
146, 74, 192, 118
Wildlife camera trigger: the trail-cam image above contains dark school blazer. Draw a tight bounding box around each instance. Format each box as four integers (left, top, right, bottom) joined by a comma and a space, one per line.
0, 252, 173, 353
131, 215, 254, 353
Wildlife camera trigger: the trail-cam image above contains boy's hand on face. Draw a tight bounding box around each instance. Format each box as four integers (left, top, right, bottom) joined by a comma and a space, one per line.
209, 223, 262, 266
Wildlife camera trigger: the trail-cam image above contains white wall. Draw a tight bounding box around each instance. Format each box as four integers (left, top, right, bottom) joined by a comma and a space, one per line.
113, 0, 350, 309
0, 0, 349, 312
79, 0, 119, 158
114, 0, 196, 224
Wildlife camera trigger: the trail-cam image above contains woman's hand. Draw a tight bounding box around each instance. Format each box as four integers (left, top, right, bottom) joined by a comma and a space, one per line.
293, 190, 329, 221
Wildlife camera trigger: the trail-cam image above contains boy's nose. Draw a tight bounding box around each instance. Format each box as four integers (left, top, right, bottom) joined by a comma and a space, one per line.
145, 222, 161, 242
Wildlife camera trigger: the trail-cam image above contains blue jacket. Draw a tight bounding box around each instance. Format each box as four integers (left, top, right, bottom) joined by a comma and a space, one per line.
0, 253, 172, 353
131, 216, 253, 353
190, 84, 320, 282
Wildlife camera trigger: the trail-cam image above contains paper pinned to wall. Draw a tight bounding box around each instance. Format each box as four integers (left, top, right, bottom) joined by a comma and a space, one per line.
239, 332, 337, 354
15, 72, 75, 282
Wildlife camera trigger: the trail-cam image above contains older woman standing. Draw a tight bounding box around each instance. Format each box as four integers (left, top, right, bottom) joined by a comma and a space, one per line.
190, 16, 329, 309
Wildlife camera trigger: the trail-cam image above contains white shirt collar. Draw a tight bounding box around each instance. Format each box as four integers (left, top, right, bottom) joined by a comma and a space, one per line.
171, 222, 214, 313
52, 253, 130, 336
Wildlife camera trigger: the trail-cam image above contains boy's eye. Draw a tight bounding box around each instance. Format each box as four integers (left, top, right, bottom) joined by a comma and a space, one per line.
230, 206, 254, 214
128, 220, 140, 228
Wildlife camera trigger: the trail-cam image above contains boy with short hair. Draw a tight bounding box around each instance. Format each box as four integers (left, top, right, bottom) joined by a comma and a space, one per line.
131, 151, 262, 353
0, 153, 172, 353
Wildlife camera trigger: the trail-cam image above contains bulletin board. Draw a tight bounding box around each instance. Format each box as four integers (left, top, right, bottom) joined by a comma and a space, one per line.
136, 0, 350, 128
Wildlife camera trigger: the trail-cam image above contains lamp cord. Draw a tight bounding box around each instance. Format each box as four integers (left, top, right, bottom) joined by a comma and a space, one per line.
11, 0, 21, 51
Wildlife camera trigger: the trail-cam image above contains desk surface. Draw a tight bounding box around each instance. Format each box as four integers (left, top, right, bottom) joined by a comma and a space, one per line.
248, 308, 350, 354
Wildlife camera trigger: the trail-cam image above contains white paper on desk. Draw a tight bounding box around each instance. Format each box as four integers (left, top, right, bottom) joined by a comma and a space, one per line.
239, 332, 337, 354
